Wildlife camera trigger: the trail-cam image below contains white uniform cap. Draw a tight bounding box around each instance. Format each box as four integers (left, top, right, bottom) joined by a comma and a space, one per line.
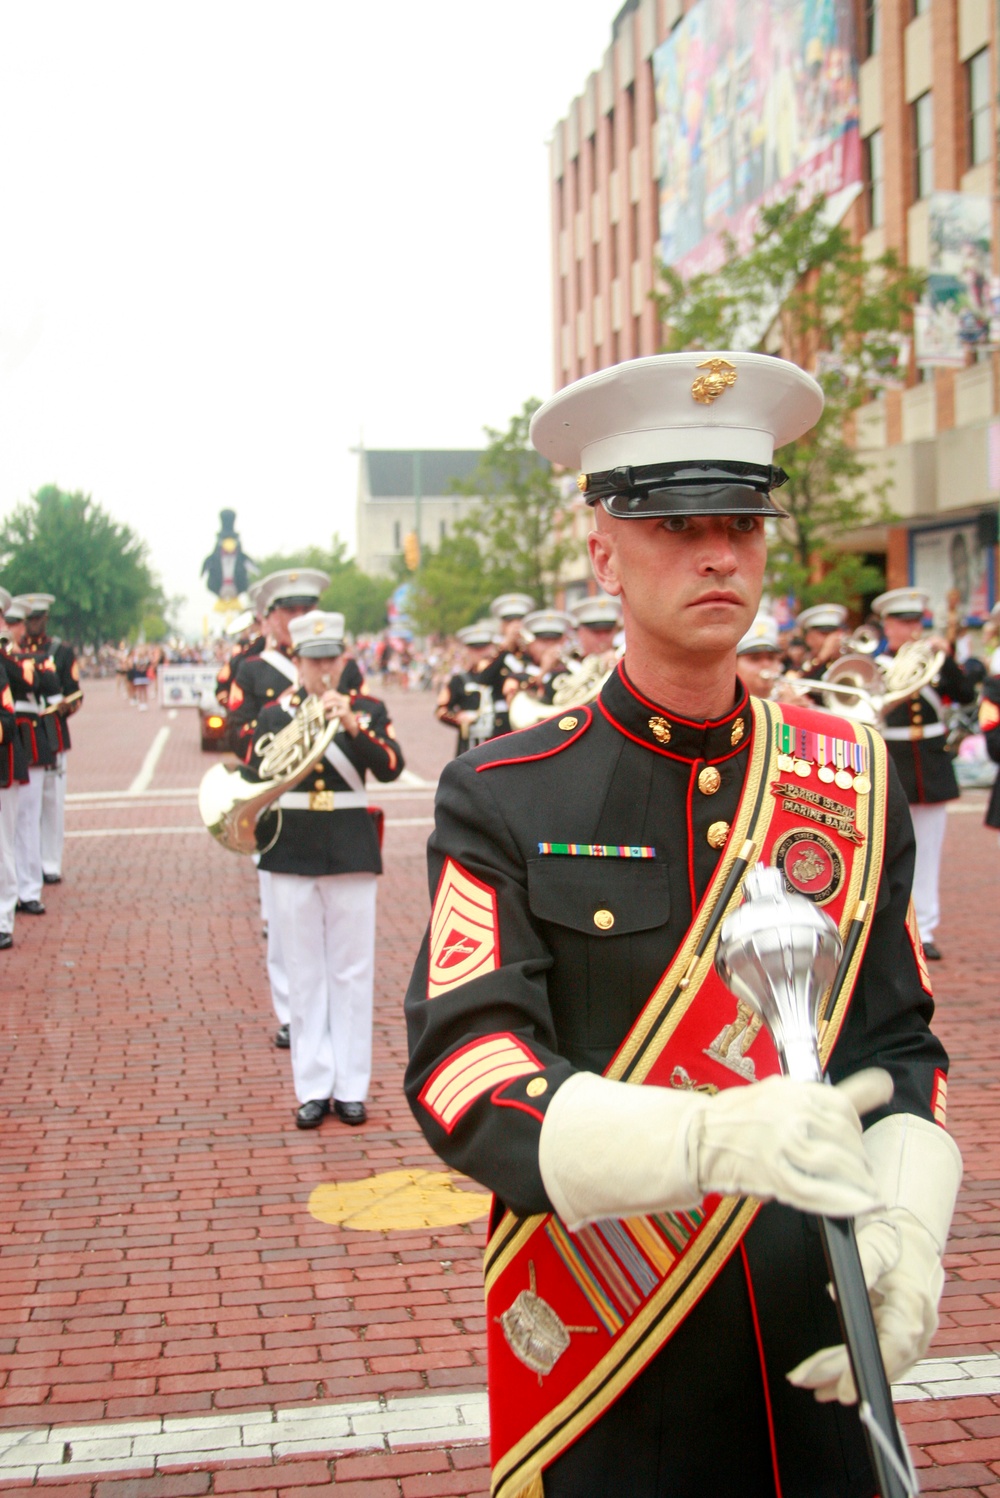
737, 615, 782, 655
522, 609, 573, 640
255, 569, 330, 614
570, 596, 623, 629
457, 621, 499, 648
4, 602, 25, 622
530, 352, 823, 473
288, 610, 345, 658
13, 593, 55, 616
490, 592, 536, 621
0, 587, 11, 615
872, 587, 930, 620
224, 609, 256, 639
795, 604, 848, 632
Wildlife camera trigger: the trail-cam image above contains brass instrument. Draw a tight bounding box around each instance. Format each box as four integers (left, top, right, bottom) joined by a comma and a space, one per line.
508, 654, 616, 731
841, 623, 882, 656
817, 640, 946, 724
198, 694, 339, 855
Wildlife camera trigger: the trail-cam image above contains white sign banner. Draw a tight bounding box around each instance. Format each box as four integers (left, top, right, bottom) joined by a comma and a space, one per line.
157, 664, 220, 707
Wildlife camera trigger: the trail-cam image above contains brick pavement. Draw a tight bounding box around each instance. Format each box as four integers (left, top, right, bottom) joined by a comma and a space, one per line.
0, 678, 999, 1494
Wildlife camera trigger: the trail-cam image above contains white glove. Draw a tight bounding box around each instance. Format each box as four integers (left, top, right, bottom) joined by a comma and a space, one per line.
788, 1110, 963, 1404
538, 1067, 892, 1232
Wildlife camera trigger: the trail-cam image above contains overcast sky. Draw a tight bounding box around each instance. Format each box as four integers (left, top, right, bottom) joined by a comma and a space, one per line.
0, 1, 618, 634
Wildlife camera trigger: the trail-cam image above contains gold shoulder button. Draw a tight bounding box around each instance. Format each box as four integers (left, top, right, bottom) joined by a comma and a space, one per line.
526, 1077, 548, 1098
558, 716, 578, 731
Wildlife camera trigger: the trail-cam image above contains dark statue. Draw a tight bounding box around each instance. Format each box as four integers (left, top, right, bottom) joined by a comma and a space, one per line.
201, 509, 256, 599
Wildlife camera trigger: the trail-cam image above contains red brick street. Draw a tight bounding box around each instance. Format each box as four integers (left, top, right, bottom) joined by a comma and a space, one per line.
2, 679, 1000, 1496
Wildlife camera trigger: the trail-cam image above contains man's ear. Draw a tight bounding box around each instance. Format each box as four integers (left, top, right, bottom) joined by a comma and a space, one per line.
588, 526, 622, 597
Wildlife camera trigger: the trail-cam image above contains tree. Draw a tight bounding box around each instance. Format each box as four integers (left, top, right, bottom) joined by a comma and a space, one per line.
252, 536, 391, 636
654, 196, 925, 609
451, 400, 583, 607
406, 533, 508, 638
0, 485, 162, 645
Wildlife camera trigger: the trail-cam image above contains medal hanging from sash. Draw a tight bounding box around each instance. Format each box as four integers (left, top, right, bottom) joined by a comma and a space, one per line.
485, 696, 888, 1498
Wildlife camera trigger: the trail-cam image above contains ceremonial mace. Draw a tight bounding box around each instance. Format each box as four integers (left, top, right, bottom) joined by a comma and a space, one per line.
714, 864, 917, 1498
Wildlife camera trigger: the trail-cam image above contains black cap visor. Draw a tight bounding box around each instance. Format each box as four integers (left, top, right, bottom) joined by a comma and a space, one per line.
268, 594, 321, 612
600, 483, 789, 520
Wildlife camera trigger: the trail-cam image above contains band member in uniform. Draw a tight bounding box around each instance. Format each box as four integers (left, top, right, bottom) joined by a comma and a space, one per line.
569, 596, 623, 667
520, 610, 575, 705
0, 587, 28, 950
6, 601, 62, 916
405, 353, 960, 1498
475, 593, 534, 738
215, 605, 264, 714
249, 611, 404, 1128
13, 594, 83, 885
736, 613, 785, 699
229, 569, 330, 1048
872, 587, 975, 961
436, 622, 499, 755
795, 604, 848, 680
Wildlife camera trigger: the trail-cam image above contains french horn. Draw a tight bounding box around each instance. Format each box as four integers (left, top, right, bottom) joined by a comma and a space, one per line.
199, 694, 339, 855
817, 639, 947, 723
508, 654, 616, 731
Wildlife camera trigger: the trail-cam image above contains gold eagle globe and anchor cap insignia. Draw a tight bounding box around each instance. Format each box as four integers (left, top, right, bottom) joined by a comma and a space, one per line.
691, 356, 738, 405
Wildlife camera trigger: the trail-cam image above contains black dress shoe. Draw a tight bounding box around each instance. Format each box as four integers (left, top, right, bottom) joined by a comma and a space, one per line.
42, 874, 62, 885
15, 900, 45, 915
0, 933, 11, 950
923, 941, 943, 960
274, 1023, 290, 1049
295, 1099, 330, 1129
333, 1100, 367, 1126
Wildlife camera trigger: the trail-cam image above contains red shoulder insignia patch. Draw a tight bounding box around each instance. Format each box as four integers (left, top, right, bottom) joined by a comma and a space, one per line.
428, 858, 499, 999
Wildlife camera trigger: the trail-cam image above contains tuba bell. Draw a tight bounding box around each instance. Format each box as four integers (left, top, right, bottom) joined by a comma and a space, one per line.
817, 639, 946, 723
508, 654, 616, 731
199, 695, 339, 855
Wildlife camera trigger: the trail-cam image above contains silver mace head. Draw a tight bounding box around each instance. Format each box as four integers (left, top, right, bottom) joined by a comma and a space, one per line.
714, 864, 843, 1084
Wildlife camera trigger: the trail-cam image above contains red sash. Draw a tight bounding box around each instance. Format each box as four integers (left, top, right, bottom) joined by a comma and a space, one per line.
485, 697, 889, 1498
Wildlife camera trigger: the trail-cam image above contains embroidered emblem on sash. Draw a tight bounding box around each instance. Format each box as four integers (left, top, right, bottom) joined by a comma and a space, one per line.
427, 858, 499, 999
705, 1000, 763, 1079
772, 828, 844, 906
498, 1262, 597, 1380
770, 780, 865, 844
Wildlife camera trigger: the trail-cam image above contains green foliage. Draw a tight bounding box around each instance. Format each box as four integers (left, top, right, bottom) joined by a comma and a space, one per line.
449, 400, 584, 606
655, 195, 925, 607
0, 485, 162, 646
406, 533, 511, 638
252, 536, 392, 636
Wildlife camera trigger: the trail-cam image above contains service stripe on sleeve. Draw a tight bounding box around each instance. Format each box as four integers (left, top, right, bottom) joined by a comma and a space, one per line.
931, 1069, 948, 1127
905, 897, 933, 996
419, 1033, 540, 1133
427, 857, 500, 999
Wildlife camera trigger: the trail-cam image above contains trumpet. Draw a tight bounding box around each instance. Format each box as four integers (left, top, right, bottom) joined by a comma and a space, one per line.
199, 694, 339, 855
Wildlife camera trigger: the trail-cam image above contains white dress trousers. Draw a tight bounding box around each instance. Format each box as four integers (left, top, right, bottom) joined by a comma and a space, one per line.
41, 752, 67, 878
257, 868, 290, 1026
15, 766, 45, 904
910, 802, 949, 944
269, 870, 377, 1105
0, 782, 19, 933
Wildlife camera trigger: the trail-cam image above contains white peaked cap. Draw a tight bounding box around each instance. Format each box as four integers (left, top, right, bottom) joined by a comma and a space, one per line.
737, 615, 782, 655
530, 352, 823, 472
289, 610, 346, 658
872, 588, 930, 619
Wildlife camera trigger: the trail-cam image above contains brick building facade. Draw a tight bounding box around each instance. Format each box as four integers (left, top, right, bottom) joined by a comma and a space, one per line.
549, 0, 1000, 621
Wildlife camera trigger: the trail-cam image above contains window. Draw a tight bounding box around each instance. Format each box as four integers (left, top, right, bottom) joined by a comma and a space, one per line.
864, 129, 885, 229
862, 0, 881, 58
393, 521, 401, 550
439, 520, 446, 542
968, 49, 991, 168
913, 92, 933, 199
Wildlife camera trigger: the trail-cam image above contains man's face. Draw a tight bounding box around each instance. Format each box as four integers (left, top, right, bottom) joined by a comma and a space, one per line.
501, 616, 524, 648
268, 603, 310, 648
577, 623, 617, 657
7, 620, 25, 647
26, 612, 47, 640
297, 653, 342, 695
883, 615, 923, 652
804, 625, 842, 656
738, 650, 782, 699
588, 511, 765, 663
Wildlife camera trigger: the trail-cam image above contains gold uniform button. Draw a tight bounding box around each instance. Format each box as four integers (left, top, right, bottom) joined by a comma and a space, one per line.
526, 1077, 548, 1098
314, 779, 326, 790
706, 821, 730, 850
266, 688, 274, 697
558, 716, 578, 730
593, 908, 615, 931
698, 767, 721, 796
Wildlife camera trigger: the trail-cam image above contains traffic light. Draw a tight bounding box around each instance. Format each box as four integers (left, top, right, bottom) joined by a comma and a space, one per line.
403, 531, 421, 571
